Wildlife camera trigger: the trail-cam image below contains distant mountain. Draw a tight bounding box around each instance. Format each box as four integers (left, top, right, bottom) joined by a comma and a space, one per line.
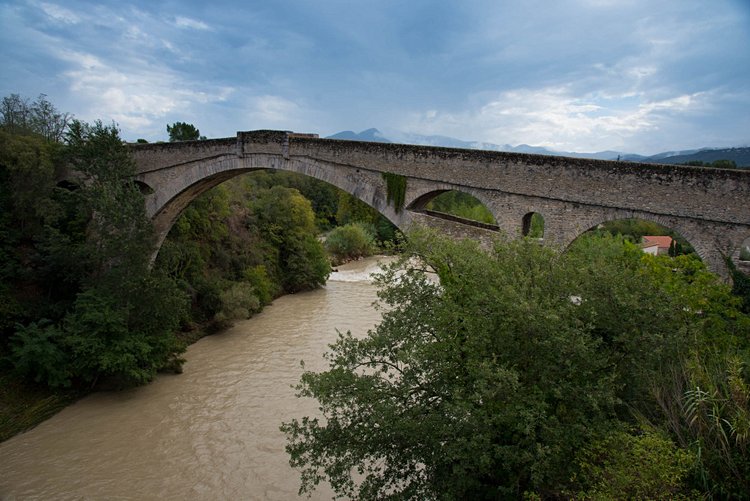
644, 147, 750, 168
325, 129, 749, 168
326, 128, 390, 143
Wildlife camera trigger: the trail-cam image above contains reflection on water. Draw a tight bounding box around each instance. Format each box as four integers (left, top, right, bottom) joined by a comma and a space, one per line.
0, 256, 393, 500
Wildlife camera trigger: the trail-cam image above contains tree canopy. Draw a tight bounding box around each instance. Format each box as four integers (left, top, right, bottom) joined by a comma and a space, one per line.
283, 229, 750, 499
0, 93, 71, 142
167, 121, 203, 142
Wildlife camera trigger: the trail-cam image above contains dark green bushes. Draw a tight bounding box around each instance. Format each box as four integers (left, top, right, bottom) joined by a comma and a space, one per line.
1, 120, 188, 390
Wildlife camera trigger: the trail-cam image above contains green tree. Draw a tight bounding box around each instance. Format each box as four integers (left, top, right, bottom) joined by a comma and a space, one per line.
249, 185, 330, 292
283, 232, 606, 498
571, 426, 696, 500
167, 121, 203, 142
6, 120, 188, 388
0, 93, 71, 142
711, 159, 737, 169
283, 229, 750, 499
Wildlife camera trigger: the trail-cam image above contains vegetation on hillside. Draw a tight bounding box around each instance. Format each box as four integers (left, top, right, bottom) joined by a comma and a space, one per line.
0, 95, 375, 439
0, 116, 188, 392
154, 176, 331, 331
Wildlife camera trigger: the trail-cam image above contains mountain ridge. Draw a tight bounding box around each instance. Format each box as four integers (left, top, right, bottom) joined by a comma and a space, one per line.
324, 129, 749, 168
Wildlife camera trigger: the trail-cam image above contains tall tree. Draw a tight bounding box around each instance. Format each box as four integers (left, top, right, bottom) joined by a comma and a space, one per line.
7, 120, 188, 389
0, 93, 71, 142
167, 122, 202, 142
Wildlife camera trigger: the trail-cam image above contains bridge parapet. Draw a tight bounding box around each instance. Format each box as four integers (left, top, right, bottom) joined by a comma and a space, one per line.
129, 137, 235, 174
284, 135, 750, 226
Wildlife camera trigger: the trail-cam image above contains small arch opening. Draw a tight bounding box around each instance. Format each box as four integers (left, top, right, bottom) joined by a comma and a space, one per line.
740, 237, 750, 262
133, 180, 154, 195
420, 190, 497, 225
522, 212, 544, 239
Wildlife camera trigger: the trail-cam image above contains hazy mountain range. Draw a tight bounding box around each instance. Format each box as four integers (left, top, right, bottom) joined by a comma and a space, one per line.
326, 128, 750, 168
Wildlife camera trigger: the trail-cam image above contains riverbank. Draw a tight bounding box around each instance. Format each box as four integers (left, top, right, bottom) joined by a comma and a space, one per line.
0, 373, 82, 443
0, 254, 395, 444
0, 256, 389, 498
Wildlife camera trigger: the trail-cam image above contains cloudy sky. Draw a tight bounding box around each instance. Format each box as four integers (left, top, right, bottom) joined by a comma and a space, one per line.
1, 0, 748, 154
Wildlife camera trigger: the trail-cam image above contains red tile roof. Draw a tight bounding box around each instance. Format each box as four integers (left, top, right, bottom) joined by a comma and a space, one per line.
642, 235, 673, 249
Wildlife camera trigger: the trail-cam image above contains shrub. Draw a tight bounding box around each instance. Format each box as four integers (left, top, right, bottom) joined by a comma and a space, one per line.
243, 265, 276, 305
572, 426, 696, 500
215, 282, 261, 323
324, 223, 376, 264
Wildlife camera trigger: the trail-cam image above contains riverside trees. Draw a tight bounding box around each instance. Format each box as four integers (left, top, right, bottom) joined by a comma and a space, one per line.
282, 230, 750, 499
1, 96, 335, 399
1, 119, 188, 389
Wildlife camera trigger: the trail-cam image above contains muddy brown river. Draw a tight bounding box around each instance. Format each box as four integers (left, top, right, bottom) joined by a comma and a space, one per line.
0, 257, 392, 500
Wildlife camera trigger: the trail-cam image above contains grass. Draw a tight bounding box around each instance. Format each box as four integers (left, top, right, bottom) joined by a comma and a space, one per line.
0, 372, 82, 443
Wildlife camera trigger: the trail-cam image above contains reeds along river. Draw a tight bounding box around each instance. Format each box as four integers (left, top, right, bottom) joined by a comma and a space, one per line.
0, 256, 393, 500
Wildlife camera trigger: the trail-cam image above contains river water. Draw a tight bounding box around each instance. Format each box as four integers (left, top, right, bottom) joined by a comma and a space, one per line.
0, 256, 393, 500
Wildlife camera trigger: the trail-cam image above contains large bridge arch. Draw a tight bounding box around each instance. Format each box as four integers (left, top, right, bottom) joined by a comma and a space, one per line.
140, 153, 408, 253
129, 130, 750, 279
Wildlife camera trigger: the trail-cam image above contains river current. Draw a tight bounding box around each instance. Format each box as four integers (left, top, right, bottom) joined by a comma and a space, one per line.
0, 256, 392, 500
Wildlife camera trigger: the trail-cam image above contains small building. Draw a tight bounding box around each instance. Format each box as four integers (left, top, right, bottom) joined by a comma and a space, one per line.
641, 235, 674, 256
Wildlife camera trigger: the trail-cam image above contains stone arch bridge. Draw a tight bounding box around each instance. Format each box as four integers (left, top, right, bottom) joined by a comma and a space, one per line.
129, 130, 750, 278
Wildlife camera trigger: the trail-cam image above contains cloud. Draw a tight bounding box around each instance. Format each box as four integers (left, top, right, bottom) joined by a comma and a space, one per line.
174, 16, 211, 31
55, 48, 232, 133
399, 86, 711, 153
244, 95, 304, 128
37, 1, 80, 24
2, 0, 747, 151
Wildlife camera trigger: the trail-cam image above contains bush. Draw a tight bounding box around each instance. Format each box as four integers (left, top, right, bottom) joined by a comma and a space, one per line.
243, 265, 275, 305
324, 223, 376, 264
215, 282, 261, 323
572, 427, 696, 500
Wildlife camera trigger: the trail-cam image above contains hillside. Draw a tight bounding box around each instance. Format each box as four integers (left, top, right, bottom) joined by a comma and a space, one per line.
325, 129, 749, 167
648, 147, 750, 168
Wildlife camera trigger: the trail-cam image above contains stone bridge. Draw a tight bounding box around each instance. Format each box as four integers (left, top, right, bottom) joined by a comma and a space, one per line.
129, 130, 750, 278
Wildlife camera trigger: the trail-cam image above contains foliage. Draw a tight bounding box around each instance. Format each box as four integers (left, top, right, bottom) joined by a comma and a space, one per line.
248, 185, 331, 292
10, 322, 71, 388
425, 190, 496, 225
1, 114, 188, 390
167, 121, 203, 142
154, 174, 332, 330
243, 265, 274, 305
655, 353, 750, 499
283, 229, 750, 499
598, 218, 695, 255
571, 426, 696, 500
525, 212, 544, 238
243, 169, 341, 230
324, 223, 376, 264
382, 172, 406, 213
215, 282, 261, 323
0, 93, 71, 142
727, 257, 750, 314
